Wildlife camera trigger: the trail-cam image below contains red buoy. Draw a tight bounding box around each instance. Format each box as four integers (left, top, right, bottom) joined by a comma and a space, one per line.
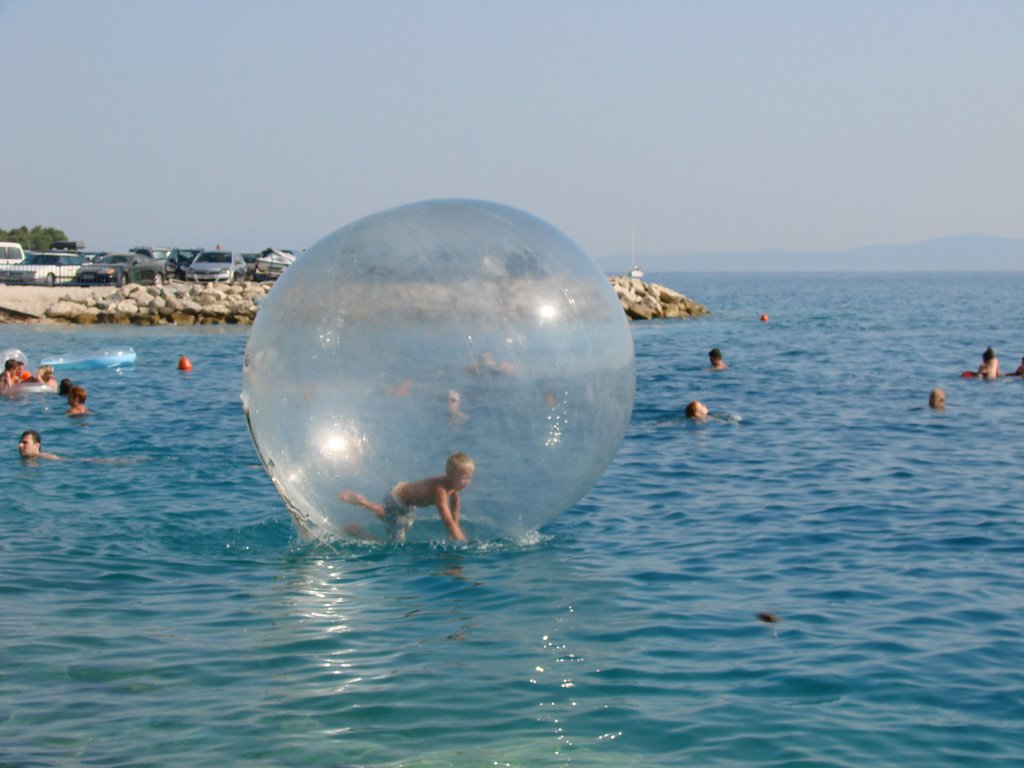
178, 356, 193, 371
760, 313, 769, 322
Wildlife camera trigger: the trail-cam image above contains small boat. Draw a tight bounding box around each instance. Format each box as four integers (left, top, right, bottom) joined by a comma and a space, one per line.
40, 347, 137, 370
629, 229, 644, 278
253, 248, 296, 281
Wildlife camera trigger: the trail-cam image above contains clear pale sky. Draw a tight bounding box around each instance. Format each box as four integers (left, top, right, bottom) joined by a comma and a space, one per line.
2, 0, 1021, 263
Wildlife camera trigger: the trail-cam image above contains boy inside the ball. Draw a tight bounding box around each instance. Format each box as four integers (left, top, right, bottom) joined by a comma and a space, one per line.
339, 451, 474, 543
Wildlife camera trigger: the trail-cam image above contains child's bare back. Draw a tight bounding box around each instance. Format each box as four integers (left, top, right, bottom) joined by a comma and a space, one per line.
393, 476, 453, 508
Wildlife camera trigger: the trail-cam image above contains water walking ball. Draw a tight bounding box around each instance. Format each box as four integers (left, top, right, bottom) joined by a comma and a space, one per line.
1, 348, 27, 366
242, 199, 636, 542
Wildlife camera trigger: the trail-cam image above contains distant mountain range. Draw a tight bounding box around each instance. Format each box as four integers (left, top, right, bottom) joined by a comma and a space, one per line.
596, 233, 1024, 273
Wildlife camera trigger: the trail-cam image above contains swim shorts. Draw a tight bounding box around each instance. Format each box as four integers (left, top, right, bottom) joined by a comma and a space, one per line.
383, 487, 415, 543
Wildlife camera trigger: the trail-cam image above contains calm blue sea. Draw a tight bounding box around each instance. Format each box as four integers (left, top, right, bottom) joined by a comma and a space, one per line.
3, 272, 1023, 767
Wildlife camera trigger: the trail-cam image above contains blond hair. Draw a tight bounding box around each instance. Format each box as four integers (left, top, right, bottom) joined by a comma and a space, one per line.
446, 451, 474, 475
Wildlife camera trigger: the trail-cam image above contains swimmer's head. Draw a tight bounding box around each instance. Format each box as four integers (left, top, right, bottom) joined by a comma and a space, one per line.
929, 388, 946, 409
445, 451, 475, 489
983, 347, 995, 362
709, 348, 722, 363
684, 400, 708, 419
18, 430, 42, 458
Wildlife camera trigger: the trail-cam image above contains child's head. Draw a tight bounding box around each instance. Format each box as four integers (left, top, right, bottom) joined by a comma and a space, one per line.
68, 385, 87, 404
929, 387, 946, 409
983, 347, 995, 362
445, 452, 475, 489
38, 365, 54, 382
59, 378, 73, 396
709, 348, 722, 363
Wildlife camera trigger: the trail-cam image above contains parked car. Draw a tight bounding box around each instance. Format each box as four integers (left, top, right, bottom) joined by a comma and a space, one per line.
167, 248, 203, 280
130, 246, 173, 265
253, 248, 296, 281
0, 251, 86, 285
185, 250, 248, 283
0, 242, 26, 264
75, 251, 168, 286
240, 252, 260, 280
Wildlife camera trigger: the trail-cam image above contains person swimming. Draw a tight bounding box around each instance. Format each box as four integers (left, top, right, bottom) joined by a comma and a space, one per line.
18, 430, 60, 461
708, 348, 727, 370
684, 400, 709, 419
977, 347, 1000, 379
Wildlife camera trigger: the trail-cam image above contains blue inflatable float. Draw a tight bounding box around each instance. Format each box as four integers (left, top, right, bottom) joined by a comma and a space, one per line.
40, 347, 137, 370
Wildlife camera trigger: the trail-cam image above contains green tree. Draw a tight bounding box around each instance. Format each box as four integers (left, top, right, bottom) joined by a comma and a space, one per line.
0, 225, 69, 251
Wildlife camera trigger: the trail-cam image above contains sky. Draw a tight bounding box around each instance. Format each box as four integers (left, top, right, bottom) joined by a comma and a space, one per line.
2, 0, 1022, 267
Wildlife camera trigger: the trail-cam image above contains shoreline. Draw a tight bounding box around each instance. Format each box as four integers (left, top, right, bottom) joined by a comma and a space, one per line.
0, 282, 270, 326
0, 276, 708, 325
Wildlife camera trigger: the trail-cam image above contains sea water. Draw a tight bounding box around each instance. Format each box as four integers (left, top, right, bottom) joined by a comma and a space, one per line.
2, 272, 1023, 767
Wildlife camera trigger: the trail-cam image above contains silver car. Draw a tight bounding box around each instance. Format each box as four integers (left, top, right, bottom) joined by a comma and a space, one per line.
185, 250, 248, 283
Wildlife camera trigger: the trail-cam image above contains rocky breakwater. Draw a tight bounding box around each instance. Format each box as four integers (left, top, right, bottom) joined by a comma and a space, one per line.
44, 282, 273, 325
609, 275, 708, 320
38, 276, 706, 325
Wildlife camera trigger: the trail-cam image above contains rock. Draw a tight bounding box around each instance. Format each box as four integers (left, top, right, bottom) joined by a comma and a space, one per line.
44, 300, 89, 320
195, 290, 225, 306
608, 275, 708, 320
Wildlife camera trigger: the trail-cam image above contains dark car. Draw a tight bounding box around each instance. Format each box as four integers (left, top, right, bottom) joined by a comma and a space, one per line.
130, 246, 173, 263
168, 248, 204, 281
75, 252, 168, 286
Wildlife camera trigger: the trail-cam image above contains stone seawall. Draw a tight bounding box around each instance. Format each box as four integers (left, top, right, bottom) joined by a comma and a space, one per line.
43, 282, 272, 325
33, 276, 707, 325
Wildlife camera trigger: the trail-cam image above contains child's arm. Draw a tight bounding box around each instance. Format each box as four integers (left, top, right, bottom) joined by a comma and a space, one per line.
434, 487, 467, 542
450, 490, 461, 527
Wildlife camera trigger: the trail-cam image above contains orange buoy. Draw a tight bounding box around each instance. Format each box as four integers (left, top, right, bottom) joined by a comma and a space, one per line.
760, 313, 769, 322
177, 356, 193, 371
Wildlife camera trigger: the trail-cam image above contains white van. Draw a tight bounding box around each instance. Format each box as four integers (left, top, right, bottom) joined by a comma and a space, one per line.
0, 242, 25, 264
